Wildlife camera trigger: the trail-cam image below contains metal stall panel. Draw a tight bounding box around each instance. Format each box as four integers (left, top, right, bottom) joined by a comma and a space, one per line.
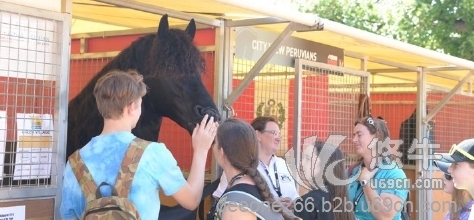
293, 59, 369, 194
367, 74, 423, 220
0, 2, 70, 219
424, 82, 474, 220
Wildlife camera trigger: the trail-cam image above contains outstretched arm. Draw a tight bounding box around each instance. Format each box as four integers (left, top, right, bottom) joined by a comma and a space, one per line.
172, 115, 218, 210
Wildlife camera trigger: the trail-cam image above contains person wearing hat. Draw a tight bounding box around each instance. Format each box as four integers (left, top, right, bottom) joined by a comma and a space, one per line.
441, 138, 474, 220
434, 160, 474, 220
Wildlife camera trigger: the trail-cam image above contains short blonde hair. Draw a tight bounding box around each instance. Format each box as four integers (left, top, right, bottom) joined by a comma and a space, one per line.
93, 69, 147, 119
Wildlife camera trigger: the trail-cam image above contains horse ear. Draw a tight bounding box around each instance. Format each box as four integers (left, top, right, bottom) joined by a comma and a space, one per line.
157, 14, 169, 39
185, 18, 196, 39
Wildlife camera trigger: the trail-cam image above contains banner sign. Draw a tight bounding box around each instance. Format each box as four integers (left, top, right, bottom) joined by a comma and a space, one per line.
13, 113, 53, 180
235, 27, 344, 67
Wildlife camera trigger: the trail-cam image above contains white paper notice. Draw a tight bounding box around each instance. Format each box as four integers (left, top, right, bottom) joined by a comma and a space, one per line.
0, 11, 56, 80
0, 205, 25, 220
0, 111, 6, 179
13, 113, 53, 180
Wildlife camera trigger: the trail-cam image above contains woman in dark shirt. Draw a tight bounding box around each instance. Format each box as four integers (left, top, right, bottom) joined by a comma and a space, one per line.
295, 141, 355, 220
207, 118, 300, 220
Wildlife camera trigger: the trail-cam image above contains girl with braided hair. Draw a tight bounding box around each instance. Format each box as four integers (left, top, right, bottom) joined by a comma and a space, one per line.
207, 118, 300, 220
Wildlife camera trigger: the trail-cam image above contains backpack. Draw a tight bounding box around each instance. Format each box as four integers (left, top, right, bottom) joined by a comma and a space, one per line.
69, 138, 150, 220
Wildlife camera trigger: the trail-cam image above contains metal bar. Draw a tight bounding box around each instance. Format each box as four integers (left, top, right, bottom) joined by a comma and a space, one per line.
233, 71, 295, 77
211, 22, 228, 182
55, 12, 72, 220
369, 68, 412, 73
70, 46, 216, 59
70, 23, 211, 39
224, 22, 295, 107
416, 67, 427, 220
371, 83, 417, 88
71, 26, 155, 39
72, 14, 139, 28
346, 50, 418, 71
79, 38, 87, 54
375, 73, 416, 82
293, 58, 303, 193
299, 59, 370, 77
226, 17, 288, 27
424, 71, 473, 123
426, 70, 464, 81
329, 83, 416, 89
95, 0, 222, 27
62, 0, 72, 14
370, 68, 462, 83
0, 2, 67, 20
427, 66, 468, 71
328, 100, 474, 105
0, 187, 57, 200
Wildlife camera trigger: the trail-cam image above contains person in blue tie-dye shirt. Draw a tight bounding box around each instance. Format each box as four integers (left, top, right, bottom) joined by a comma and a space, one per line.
60, 69, 218, 220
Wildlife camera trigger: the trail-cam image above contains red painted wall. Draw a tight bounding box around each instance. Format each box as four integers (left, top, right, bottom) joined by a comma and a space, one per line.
288, 75, 330, 150
231, 79, 255, 124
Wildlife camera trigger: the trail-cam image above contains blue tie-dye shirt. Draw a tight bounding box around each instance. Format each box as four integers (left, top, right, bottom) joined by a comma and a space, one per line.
60, 132, 186, 220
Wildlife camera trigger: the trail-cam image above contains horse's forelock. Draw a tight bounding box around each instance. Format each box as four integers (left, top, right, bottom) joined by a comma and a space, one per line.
146, 29, 205, 79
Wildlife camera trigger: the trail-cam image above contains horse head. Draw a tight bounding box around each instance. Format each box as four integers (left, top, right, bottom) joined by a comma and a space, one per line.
67, 15, 221, 159
136, 14, 221, 137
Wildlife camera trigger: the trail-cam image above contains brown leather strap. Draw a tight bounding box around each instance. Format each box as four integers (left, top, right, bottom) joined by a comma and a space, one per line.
115, 137, 151, 197
358, 94, 372, 118
69, 151, 98, 203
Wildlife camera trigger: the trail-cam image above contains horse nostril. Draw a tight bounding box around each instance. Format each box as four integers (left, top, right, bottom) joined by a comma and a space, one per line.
195, 105, 220, 121
194, 105, 204, 116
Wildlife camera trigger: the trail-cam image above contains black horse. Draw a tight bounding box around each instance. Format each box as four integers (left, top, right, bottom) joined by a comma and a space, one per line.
66, 14, 221, 160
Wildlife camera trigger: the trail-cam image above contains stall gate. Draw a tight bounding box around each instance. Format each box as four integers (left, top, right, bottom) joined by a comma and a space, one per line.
367, 74, 474, 220
230, 57, 369, 194
292, 59, 369, 193
0, 3, 71, 219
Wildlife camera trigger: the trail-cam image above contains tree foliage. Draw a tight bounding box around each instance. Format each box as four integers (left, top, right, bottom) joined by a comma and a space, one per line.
303, 0, 474, 61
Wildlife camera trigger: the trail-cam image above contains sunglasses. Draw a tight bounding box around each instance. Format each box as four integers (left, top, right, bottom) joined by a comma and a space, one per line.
449, 143, 474, 161
366, 117, 376, 128
444, 173, 453, 181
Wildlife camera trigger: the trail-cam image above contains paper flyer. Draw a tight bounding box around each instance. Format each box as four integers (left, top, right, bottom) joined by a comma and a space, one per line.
13, 113, 53, 180
0, 205, 25, 220
0, 11, 55, 81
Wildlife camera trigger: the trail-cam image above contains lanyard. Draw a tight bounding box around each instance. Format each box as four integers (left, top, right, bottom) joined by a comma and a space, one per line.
353, 184, 364, 206
260, 160, 282, 197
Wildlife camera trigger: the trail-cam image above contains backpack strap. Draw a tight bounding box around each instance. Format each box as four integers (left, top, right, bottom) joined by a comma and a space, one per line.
114, 137, 151, 198
69, 150, 98, 203
217, 191, 287, 220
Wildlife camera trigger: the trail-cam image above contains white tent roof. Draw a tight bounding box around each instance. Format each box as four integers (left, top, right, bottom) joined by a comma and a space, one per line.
71, 0, 474, 92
